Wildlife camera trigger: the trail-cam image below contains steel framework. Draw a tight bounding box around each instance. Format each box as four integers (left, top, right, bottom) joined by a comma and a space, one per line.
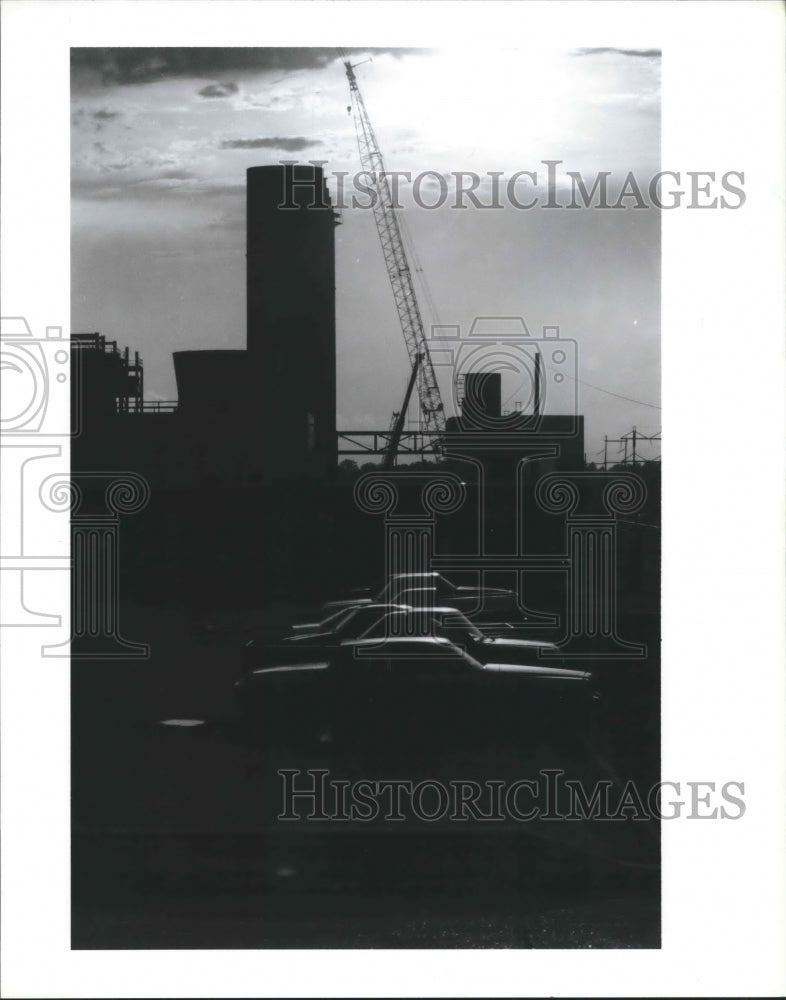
344, 59, 446, 444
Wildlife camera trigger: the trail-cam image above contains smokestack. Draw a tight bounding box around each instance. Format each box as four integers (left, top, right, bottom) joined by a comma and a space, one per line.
245, 164, 337, 478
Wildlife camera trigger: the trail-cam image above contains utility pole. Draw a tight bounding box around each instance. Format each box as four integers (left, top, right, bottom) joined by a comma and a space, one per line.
600, 428, 661, 468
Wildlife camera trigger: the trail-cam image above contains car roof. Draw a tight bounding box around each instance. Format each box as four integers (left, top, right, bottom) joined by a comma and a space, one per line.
346, 602, 411, 612
346, 635, 455, 648
389, 572, 441, 579
377, 606, 470, 620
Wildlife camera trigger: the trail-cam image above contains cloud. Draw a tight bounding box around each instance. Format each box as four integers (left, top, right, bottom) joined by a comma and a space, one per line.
140, 169, 197, 182
197, 81, 239, 99
220, 136, 323, 152
93, 108, 120, 120
200, 181, 245, 199
572, 47, 661, 60
71, 48, 339, 87
71, 169, 243, 204
70, 47, 430, 88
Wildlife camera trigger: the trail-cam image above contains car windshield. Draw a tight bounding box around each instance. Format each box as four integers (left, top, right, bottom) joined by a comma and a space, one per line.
432, 610, 485, 641
333, 604, 410, 639
315, 605, 357, 631
359, 609, 485, 644
333, 606, 381, 638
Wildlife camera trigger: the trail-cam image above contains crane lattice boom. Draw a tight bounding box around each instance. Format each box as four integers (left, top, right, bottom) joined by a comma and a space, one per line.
344, 60, 446, 439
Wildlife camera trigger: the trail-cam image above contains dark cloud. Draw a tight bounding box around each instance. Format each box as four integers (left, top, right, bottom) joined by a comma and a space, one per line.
220, 137, 323, 152
197, 81, 239, 99
93, 108, 120, 120
573, 47, 661, 59
70, 47, 429, 88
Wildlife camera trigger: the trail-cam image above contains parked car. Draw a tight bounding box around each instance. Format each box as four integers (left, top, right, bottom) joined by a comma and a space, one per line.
234, 634, 594, 750
359, 605, 566, 666
244, 601, 560, 673
287, 602, 410, 636
321, 571, 518, 620
243, 602, 411, 671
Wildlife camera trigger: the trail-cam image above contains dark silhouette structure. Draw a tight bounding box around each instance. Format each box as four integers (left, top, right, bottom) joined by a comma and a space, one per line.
71, 332, 144, 427
446, 370, 585, 474
70, 160, 660, 953
247, 165, 337, 480
73, 164, 338, 488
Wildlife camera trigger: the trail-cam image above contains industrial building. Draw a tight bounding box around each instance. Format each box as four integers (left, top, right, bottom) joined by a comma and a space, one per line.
447, 370, 584, 472
73, 163, 338, 488
70, 157, 604, 611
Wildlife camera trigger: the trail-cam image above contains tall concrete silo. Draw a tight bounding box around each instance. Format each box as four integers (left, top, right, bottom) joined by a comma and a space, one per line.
246, 163, 337, 480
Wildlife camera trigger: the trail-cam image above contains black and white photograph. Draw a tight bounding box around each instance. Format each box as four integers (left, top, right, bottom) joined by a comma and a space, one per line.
1, 1, 784, 995
68, 38, 664, 950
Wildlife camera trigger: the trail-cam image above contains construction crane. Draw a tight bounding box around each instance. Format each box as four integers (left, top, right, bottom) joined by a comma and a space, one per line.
383, 353, 423, 469
343, 58, 446, 451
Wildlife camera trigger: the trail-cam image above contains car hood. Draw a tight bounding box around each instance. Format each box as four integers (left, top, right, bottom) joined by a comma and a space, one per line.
245, 661, 330, 677
481, 662, 591, 681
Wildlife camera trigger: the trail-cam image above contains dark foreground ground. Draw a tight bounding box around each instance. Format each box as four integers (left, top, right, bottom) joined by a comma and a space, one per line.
72, 603, 660, 949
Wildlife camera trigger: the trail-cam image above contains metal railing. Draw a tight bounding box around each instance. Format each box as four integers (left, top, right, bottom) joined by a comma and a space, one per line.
337, 430, 441, 456
118, 399, 178, 414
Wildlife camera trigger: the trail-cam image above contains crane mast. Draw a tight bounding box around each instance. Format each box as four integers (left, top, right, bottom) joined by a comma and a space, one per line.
383, 353, 423, 470
344, 60, 446, 442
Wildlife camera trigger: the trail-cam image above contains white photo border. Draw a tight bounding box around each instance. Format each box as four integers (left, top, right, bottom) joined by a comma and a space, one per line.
1, 1, 784, 996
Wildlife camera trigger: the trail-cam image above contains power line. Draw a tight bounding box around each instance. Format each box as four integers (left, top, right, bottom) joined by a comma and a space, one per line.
503, 359, 661, 412
576, 379, 661, 409
559, 369, 661, 409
